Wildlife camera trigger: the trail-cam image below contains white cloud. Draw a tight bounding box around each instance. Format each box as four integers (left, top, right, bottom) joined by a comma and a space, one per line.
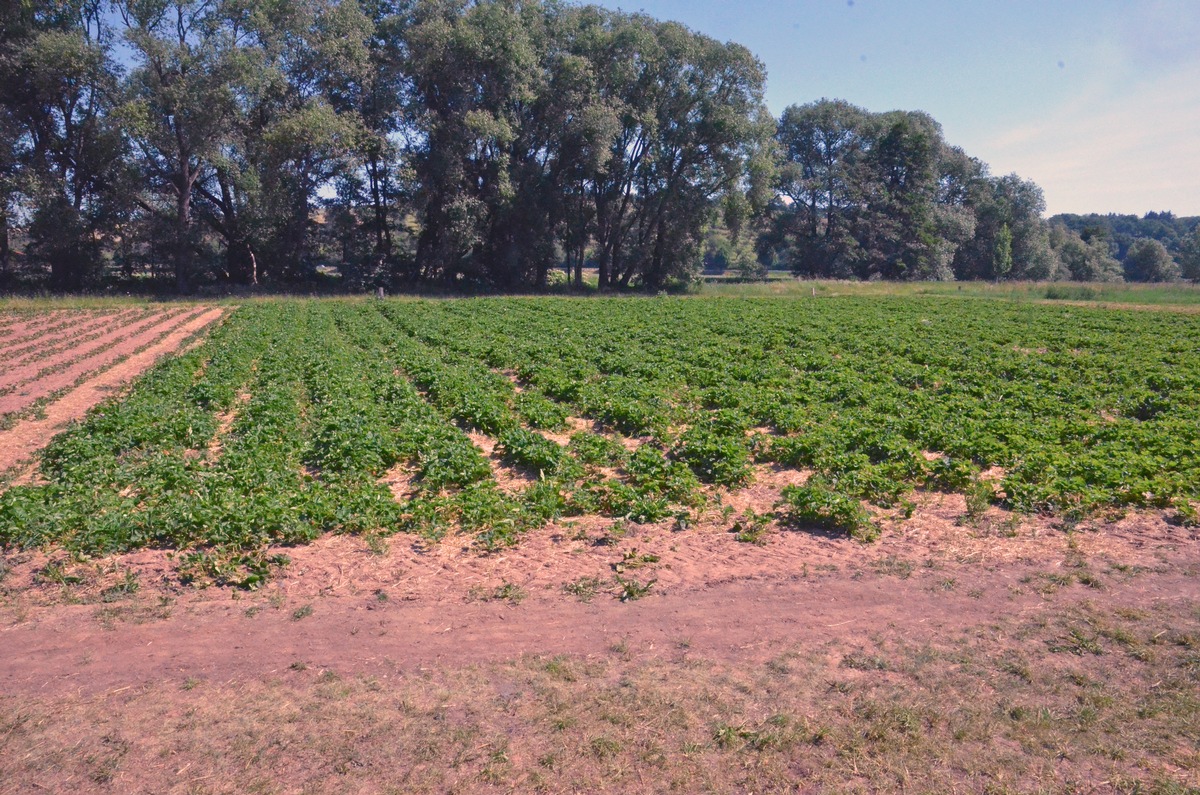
981, 61, 1200, 216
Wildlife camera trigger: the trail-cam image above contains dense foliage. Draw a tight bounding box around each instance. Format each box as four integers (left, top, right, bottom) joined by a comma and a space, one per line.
1050, 212, 1200, 283
3, 1, 1194, 292
1052, 212, 1200, 260
3, 297, 1198, 581
1, 0, 772, 292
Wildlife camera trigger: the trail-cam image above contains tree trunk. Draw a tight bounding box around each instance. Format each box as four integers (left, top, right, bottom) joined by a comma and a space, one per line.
597, 246, 610, 290
572, 189, 585, 289
369, 157, 392, 259
0, 208, 9, 284
176, 186, 192, 293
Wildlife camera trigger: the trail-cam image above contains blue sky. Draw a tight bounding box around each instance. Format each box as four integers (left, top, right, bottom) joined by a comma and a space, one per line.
594, 0, 1200, 217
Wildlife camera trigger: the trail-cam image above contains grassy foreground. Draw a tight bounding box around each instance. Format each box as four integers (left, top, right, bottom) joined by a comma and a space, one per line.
2, 579, 1197, 794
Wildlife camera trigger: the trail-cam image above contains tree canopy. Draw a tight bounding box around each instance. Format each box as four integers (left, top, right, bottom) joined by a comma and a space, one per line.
0, 0, 1191, 292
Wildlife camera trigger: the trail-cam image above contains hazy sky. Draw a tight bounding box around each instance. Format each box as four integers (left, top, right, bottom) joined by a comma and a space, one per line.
594, 0, 1200, 217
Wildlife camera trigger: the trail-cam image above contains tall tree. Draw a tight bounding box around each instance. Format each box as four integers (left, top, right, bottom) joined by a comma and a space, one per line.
770, 99, 872, 277
767, 101, 976, 281
590, 17, 770, 289
116, 0, 259, 291
1, 1, 129, 289
1123, 238, 1180, 282
403, 2, 769, 290
952, 173, 1058, 281
326, 0, 414, 286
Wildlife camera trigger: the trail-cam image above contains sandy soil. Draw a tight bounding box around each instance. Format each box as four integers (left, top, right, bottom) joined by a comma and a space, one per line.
0, 309, 168, 390
0, 310, 143, 369
0, 307, 227, 473
0, 312, 67, 346
2, 492, 1195, 697
0, 308, 209, 416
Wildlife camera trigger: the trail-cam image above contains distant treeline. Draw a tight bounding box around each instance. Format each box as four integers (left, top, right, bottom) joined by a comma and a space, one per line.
2, 0, 1198, 293
1048, 212, 1200, 282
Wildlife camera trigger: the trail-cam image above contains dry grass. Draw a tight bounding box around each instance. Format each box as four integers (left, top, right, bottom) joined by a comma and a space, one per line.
2, 600, 1197, 794
696, 278, 1200, 310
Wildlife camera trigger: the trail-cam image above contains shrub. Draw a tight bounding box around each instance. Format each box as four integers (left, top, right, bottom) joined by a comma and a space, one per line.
777, 480, 877, 541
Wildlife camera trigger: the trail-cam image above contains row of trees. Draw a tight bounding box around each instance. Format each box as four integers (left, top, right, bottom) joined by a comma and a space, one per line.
758, 100, 1199, 283
1049, 212, 1200, 283
2, 0, 1196, 292
1, 0, 772, 291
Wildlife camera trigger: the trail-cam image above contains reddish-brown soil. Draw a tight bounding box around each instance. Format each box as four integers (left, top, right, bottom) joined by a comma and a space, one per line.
0, 308, 169, 390
0, 312, 67, 346
0, 307, 227, 474
0, 308, 209, 416
0, 308, 145, 370
0, 310, 114, 350
2, 493, 1195, 696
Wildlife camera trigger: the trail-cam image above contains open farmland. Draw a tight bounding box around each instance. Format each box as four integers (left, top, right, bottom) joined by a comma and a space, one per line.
1, 295, 1199, 794
0, 305, 228, 475
2, 297, 1199, 565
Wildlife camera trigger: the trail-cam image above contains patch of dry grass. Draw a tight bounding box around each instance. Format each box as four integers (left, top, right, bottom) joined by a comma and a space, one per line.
2, 600, 1197, 794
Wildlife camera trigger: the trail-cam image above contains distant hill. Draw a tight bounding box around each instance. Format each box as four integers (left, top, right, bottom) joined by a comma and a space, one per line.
1050, 212, 1200, 260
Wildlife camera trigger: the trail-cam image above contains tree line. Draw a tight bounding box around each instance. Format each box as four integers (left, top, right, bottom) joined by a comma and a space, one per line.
2, 0, 1197, 293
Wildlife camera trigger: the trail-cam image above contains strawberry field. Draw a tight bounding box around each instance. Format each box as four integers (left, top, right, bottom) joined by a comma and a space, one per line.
2, 297, 1198, 583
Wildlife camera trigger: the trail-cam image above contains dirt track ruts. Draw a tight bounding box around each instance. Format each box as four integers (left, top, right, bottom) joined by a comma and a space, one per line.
1, 559, 1194, 699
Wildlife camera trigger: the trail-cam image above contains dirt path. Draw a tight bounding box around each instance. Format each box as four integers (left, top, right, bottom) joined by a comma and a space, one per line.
0, 307, 226, 473
2, 503, 1197, 794
2, 495, 1196, 697
2, 562, 1194, 699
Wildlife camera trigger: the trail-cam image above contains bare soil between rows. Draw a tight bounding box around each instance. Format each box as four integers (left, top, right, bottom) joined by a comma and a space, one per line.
0, 307, 227, 475
0, 308, 165, 390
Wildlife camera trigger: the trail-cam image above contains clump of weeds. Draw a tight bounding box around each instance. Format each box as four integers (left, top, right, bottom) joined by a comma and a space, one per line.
563, 576, 604, 603
613, 548, 659, 572
100, 570, 140, 603
731, 510, 772, 545
614, 575, 655, 602
959, 478, 994, 525
470, 581, 527, 604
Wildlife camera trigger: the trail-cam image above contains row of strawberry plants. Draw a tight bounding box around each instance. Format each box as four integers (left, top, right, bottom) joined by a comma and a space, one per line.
357, 303, 705, 528
376, 301, 733, 488
375, 297, 1200, 519
0, 305, 278, 553
326, 304, 554, 548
